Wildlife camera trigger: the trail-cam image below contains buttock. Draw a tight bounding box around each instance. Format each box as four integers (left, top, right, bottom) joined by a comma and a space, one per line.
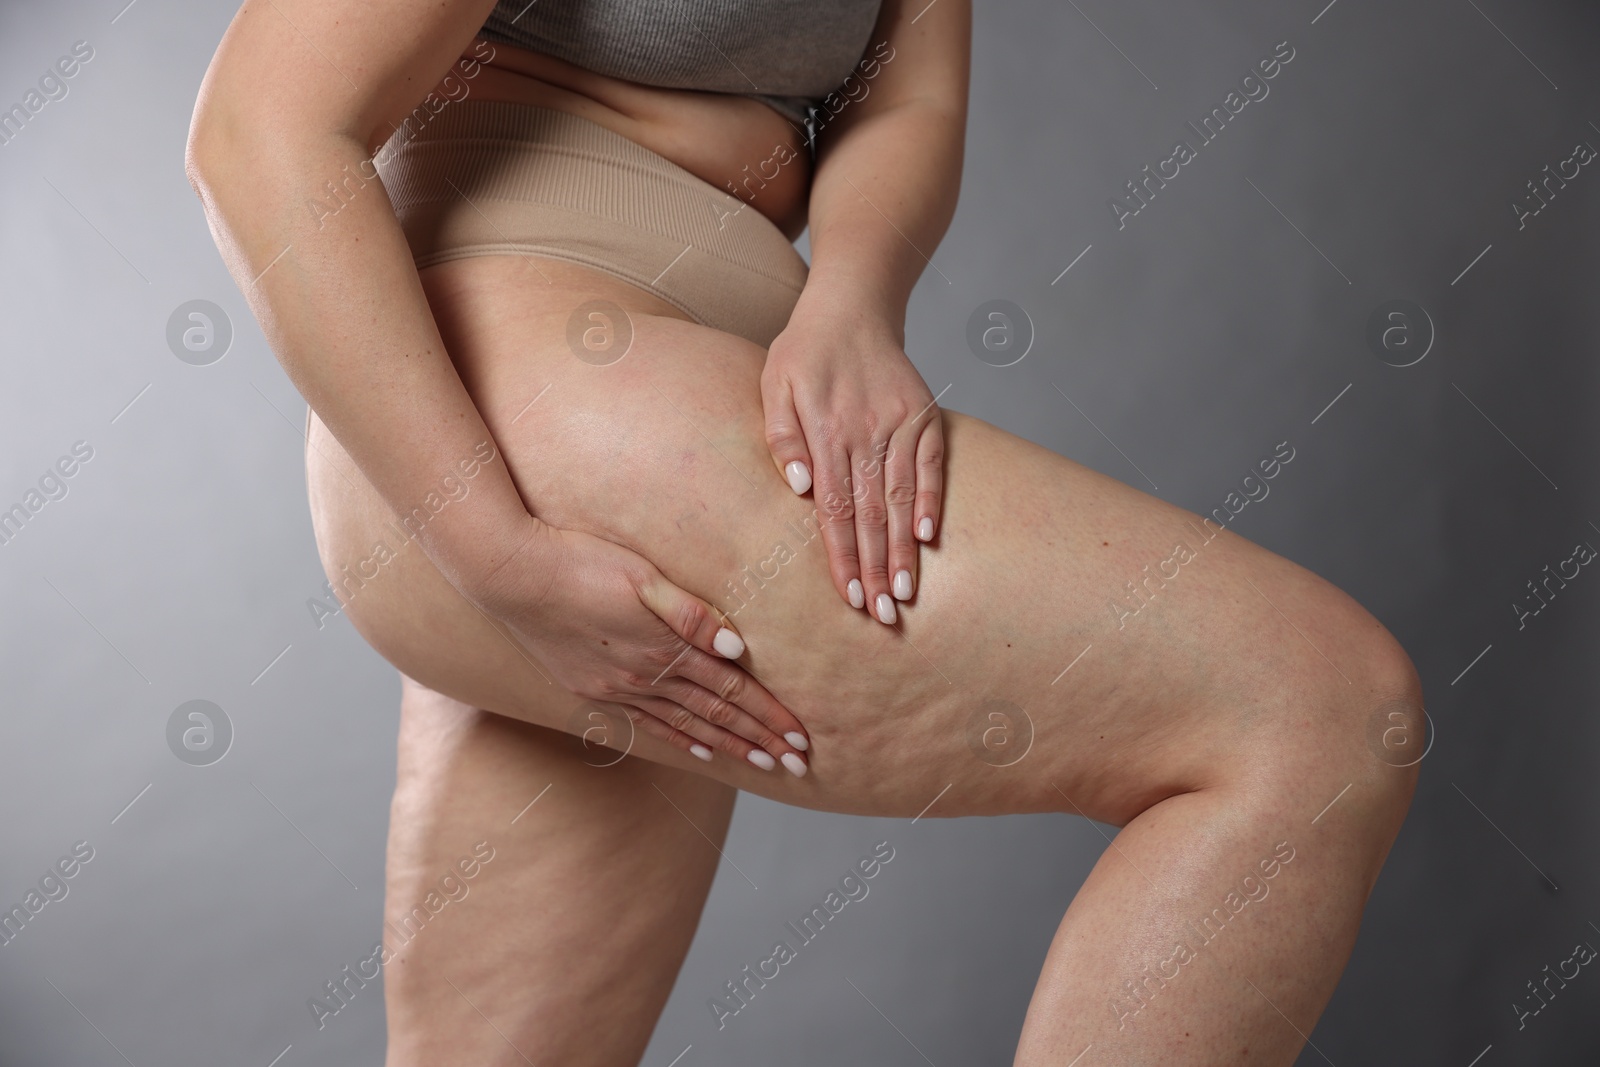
309, 247, 1394, 826
373, 99, 809, 348
317, 113, 1400, 825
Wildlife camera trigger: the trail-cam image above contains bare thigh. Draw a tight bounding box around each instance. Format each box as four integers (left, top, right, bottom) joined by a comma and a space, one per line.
308, 254, 1415, 827
335, 253, 1420, 1066
382, 678, 736, 1067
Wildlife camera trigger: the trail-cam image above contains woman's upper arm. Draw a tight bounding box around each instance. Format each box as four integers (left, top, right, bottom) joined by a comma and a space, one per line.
189, 0, 500, 158
827, 0, 971, 128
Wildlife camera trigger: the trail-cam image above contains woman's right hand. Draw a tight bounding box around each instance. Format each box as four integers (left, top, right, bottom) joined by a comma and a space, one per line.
467, 518, 810, 777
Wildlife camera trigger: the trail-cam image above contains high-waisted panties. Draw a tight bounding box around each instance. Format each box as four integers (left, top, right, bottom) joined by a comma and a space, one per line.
374, 99, 808, 347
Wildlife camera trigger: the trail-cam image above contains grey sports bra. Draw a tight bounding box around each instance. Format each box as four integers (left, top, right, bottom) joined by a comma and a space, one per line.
476, 0, 885, 127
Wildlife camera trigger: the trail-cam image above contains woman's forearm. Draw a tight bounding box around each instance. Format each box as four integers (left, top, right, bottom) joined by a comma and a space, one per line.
186, 121, 542, 601
802, 97, 966, 331
756, 0, 969, 614
801, 0, 969, 332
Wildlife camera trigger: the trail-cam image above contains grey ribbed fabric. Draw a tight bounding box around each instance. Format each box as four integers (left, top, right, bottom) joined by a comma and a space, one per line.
374, 100, 808, 346
477, 0, 883, 126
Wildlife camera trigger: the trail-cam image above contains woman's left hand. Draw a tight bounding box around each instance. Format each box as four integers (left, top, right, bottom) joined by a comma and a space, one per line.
760, 293, 944, 626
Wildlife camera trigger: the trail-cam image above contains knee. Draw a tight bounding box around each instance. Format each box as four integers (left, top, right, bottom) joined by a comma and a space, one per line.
1348, 624, 1424, 805
1245, 595, 1424, 817
1340, 604, 1423, 750
1297, 607, 1425, 830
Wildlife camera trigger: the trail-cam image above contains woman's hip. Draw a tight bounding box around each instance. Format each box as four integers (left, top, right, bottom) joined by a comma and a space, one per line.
301, 263, 1387, 827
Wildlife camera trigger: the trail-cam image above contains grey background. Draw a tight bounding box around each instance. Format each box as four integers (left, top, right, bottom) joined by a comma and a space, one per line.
1, 0, 1596, 1063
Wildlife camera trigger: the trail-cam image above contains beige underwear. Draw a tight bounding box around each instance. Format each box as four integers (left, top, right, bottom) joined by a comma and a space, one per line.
374, 99, 809, 348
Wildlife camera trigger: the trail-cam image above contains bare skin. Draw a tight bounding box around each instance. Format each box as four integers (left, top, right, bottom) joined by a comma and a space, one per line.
186, 0, 1421, 1061
188, 0, 964, 766
309, 253, 1421, 1065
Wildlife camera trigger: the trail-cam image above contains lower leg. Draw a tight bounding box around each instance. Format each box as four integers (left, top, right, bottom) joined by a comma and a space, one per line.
1015, 750, 1416, 1064
381, 678, 737, 1067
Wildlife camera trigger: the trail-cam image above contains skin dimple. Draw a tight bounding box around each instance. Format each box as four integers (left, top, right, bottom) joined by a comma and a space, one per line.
314, 252, 1394, 827
313, 248, 1412, 1066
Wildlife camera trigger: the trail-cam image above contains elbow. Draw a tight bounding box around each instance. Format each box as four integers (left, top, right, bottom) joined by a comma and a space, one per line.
184, 89, 259, 202
184, 138, 212, 202
184, 104, 230, 200
185, 99, 365, 204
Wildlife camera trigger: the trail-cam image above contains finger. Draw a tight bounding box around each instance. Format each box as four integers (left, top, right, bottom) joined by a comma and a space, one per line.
632, 692, 795, 775
884, 428, 919, 603
676, 646, 811, 755
813, 447, 866, 611
659, 679, 806, 777
635, 568, 748, 660
852, 440, 894, 625
613, 700, 715, 763
760, 372, 814, 496
631, 694, 748, 765
914, 412, 945, 544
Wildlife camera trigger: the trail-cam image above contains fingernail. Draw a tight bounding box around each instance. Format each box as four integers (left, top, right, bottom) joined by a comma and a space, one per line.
781, 752, 808, 778
712, 627, 745, 659
875, 593, 897, 625
893, 569, 913, 600
785, 460, 812, 495
690, 744, 713, 762
847, 579, 865, 609
747, 749, 777, 771
784, 730, 809, 751
918, 516, 934, 541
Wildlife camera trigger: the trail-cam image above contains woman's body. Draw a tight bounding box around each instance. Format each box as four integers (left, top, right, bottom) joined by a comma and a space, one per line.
326, 224, 1418, 1066
187, 2, 1422, 1062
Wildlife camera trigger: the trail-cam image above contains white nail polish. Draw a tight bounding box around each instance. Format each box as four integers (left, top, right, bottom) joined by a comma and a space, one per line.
747, 749, 777, 771
712, 627, 745, 659
893, 569, 913, 600
784, 730, 809, 752
918, 516, 934, 541
847, 579, 865, 609
781, 752, 808, 778
875, 593, 897, 625
690, 744, 713, 762
785, 460, 812, 495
